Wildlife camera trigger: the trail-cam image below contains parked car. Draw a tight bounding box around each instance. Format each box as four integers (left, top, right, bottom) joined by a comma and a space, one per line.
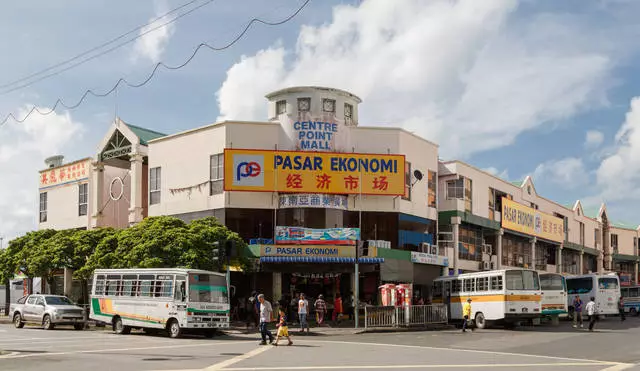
9, 294, 86, 330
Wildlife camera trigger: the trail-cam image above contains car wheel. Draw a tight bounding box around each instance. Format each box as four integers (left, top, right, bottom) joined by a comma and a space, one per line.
167, 319, 182, 339
474, 312, 486, 329
113, 317, 131, 335
13, 313, 24, 329
43, 315, 55, 330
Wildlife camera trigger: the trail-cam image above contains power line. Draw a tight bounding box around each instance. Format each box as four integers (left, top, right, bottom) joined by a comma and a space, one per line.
0, 0, 207, 90
0, 0, 312, 127
0, 0, 217, 95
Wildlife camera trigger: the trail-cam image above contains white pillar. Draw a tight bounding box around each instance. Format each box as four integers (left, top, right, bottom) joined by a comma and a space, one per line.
579, 252, 584, 274
496, 229, 504, 269
272, 272, 282, 303
91, 162, 105, 228
63, 267, 73, 297
128, 153, 144, 225
531, 237, 537, 270
597, 252, 604, 274
451, 217, 461, 274
557, 245, 563, 274
635, 262, 639, 285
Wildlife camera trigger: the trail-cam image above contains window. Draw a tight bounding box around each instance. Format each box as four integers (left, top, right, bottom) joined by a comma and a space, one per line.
154, 274, 175, 298
322, 98, 336, 113
298, 98, 310, 112
598, 277, 619, 290
464, 178, 472, 212
490, 276, 503, 290
150, 167, 161, 205
105, 275, 121, 296
611, 234, 619, 253
403, 162, 412, 201
459, 225, 484, 262
579, 222, 585, 246
39, 192, 47, 222
26, 296, 37, 305
139, 275, 155, 297
189, 274, 228, 304
276, 100, 287, 115
595, 229, 601, 245
344, 102, 353, 125
540, 274, 564, 291
530, 202, 538, 210
94, 275, 105, 295
210, 154, 224, 195
463, 278, 475, 292
78, 183, 88, 216
476, 277, 489, 291
446, 178, 464, 199
566, 277, 593, 294
488, 188, 496, 220
427, 170, 436, 208
35, 297, 45, 306
432, 281, 443, 299
451, 279, 461, 293
505, 270, 539, 290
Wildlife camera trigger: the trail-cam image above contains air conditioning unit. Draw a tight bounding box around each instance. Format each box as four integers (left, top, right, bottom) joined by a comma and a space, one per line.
490, 261, 496, 270
420, 242, 430, 253
482, 261, 490, 271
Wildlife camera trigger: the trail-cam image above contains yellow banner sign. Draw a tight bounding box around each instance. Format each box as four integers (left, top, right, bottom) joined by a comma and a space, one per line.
39, 159, 90, 189
223, 149, 405, 195
501, 197, 564, 243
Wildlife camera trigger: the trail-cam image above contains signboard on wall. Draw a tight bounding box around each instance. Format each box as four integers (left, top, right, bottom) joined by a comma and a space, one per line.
501, 197, 564, 243
39, 159, 90, 189
224, 148, 405, 195
410, 252, 449, 267
261, 244, 356, 257
275, 226, 360, 245
278, 194, 348, 210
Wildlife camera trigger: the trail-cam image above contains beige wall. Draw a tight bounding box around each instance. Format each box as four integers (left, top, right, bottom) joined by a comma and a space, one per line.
610, 227, 638, 256
39, 180, 90, 230
99, 165, 130, 229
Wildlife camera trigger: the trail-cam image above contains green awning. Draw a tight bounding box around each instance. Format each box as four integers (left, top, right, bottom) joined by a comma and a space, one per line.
438, 210, 500, 231
613, 253, 639, 262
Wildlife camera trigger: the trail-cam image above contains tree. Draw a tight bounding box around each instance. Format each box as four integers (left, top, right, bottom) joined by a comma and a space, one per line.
71, 228, 117, 303
0, 248, 13, 314
4, 229, 57, 294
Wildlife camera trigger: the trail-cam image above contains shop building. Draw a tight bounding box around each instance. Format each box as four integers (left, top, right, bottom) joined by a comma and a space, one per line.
437, 161, 605, 275
608, 222, 640, 286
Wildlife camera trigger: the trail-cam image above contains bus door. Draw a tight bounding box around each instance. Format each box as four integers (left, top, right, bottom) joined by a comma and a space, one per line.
174, 275, 187, 322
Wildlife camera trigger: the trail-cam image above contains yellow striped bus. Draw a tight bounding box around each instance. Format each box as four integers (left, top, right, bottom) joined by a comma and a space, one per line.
433, 269, 542, 329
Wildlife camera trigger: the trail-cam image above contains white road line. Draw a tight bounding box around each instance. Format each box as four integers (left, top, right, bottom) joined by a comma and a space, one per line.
205, 346, 272, 371
299, 340, 620, 365
0, 340, 253, 359
600, 364, 636, 371
0, 335, 101, 343
222, 363, 619, 370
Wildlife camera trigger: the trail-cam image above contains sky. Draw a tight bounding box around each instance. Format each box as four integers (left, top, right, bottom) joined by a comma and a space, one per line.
1, 0, 640, 241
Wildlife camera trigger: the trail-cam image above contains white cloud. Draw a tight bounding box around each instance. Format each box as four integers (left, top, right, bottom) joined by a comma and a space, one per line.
132, 0, 175, 63
533, 157, 589, 189
0, 108, 83, 241
596, 96, 640, 201
483, 167, 510, 180
216, 0, 614, 158
585, 130, 604, 148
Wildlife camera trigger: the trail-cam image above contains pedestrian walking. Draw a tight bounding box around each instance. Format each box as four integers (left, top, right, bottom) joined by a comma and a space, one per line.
272, 308, 293, 346
462, 298, 474, 332
257, 294, 274, 345
333, 293, 343, 324
314, 294, 327, 326
586, 296, 597, 332
298, 293, 310, 333
572, 295, 584, 328
619, 297, 626, 321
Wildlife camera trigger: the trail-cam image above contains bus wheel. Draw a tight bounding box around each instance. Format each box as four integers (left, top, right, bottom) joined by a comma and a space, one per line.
203, 330, 216, 338
113, 317, 131, 335
474, 313, 487, 329
167, 319, 182, 339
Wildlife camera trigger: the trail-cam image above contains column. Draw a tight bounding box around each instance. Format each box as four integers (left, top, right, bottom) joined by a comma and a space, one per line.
579, 252, 584, 274
63, 268, 73, 297
556, 245, 563, 274
451, 216, 461, 274
496, 229, 504, 270
128, 153, 144, 226
90, 161, 105, 228
531, 237, 537, 270
272, 272, 282, 303
635, 261, 639, 285
597, 252, 604, 274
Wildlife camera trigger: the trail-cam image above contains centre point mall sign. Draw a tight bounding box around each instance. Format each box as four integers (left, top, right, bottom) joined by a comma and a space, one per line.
224, 148, 405, 196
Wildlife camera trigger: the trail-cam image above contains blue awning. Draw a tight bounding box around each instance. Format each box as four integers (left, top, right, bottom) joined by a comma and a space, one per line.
260, 257, 384, 264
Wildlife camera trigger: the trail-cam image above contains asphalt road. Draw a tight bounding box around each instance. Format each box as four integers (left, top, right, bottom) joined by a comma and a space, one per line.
1, 318, 640, 371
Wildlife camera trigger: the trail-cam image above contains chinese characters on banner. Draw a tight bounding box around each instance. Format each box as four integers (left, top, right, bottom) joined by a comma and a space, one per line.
278, 194, 348, 210
224, 149, 405, 195
275, 226, 360, 245
501, 197, 564, 243
39, 159, 90, 189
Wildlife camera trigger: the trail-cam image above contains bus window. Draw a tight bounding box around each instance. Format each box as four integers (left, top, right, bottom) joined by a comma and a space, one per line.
598, 277, 619, 290
540, 275, 564, 291
567, 277, 593, 294
432, 281, 443, 300
139, 275, 155, 297
463, 278, 475, 292
189, 274, 227, 303
506, 270, 539, 290
122, 275, 137, 297
94, 275, 105, 295
477, 277, 488, 291
106, 275, 121, 296
490, 276, 503, 290
630, 288, 639, 297
451, 280, 461, 293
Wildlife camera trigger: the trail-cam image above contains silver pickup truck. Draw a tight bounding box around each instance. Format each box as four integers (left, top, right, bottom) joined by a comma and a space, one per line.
9, 294, 86, 330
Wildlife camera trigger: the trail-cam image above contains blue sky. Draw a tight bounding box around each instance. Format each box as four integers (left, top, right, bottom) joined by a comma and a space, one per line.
2, 0, 640, 240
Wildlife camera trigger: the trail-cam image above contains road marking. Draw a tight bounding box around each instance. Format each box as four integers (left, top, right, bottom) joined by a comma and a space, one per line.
0, 340, 253, 359
222, 363, 620, 370
300, 340, 619, 364
205, 346, 272, 370
601, 365, 635, 371
0, 335, 100, 343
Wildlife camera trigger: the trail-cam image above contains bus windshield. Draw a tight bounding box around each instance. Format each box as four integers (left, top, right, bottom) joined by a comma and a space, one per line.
540, 275, 565, 291
566, 277, 592, 294
506, 270, 540, 290
598, 277, 619, 290
188, 274, 227, 304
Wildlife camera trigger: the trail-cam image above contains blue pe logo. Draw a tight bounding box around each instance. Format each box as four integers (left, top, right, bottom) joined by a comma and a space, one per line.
232, 154, 265, 187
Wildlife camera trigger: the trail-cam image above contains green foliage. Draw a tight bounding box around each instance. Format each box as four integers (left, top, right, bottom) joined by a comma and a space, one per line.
0, 216, 253, 284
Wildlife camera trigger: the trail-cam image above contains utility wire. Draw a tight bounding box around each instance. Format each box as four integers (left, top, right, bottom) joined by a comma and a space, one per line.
0, 0, 208, 90
0, 0, 312, 127
0, 0, 217, 95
